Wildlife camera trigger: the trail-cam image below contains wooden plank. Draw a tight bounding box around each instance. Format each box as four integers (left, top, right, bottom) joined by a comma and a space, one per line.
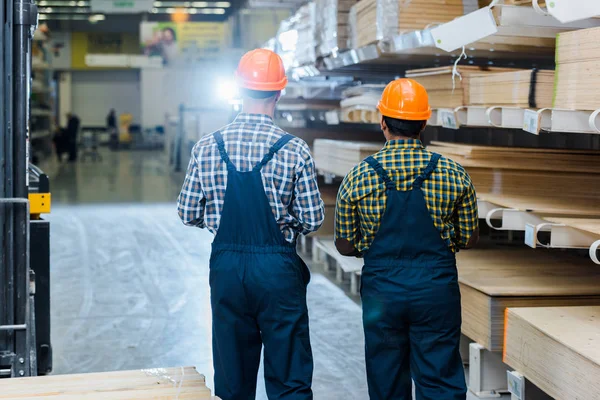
314, 237, 364, 273
0, 367, 217, 399
545, 218, 600, 236
504, 306, 600, 399
314, 139, 383, 177
469, 69, 554, 108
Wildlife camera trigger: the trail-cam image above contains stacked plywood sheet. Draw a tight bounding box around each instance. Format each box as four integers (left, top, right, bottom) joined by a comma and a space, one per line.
468, 69, 555, 108
314, 139, 383, 177
316, 0, 360, 56
554, 26, 600, 110
0, 367, 218, 399
406, 66, 520, 108
430, 142, 600, 217
340, 84, 385, 123
457, 245, 600, 352
350, 0, 478, 48
504, 306, 600, 399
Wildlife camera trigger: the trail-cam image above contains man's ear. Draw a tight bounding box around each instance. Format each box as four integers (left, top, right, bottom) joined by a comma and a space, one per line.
380, 116, 386, 132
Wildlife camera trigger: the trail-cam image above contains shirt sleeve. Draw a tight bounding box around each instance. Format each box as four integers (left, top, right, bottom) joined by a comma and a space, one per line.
335, 172, 361, 245
292, 146, 325, 234
177, 147, 206, 227
453, 172, 479, 248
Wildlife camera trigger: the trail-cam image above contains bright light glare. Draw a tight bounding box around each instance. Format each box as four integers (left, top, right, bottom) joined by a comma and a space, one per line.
215, 1, 230, 7
88, 13, 105, 22
216, 79, 239, 102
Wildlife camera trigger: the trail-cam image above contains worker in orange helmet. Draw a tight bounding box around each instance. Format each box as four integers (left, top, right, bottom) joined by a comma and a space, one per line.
334, 78, 479, 400
177, 49, 324, 399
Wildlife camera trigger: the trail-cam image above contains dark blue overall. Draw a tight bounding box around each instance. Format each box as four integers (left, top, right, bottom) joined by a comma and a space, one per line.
361, 153, 466, 400
209, 131, 313, 400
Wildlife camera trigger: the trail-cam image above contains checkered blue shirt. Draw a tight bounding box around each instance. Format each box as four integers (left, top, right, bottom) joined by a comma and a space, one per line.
177, 113, 325, 242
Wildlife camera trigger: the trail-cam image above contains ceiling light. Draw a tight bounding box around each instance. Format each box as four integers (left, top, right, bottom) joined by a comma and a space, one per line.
191, 1, 208, 6
214, 1, 230, 7
166, 7, 174, 12
88, 13, 105, 22
42, 7, 53, 12
153, 1, 162, 5
78, 1, 86, 5
189, 8, 197, 13
38, 1, 47, 5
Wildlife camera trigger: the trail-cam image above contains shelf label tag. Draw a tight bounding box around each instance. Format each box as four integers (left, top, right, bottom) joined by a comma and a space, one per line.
325, 110, 340, 125
507, 371, 524, 399
523, 109, 541, 135
439, 109, 459, 130
431, 7, 498, 52
524, 223, 537, 248
547, 0, 600, 24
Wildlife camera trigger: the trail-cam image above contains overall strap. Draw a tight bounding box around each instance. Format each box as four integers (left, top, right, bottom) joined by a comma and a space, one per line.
253, 134, 294, 172
365, 156, 395, 190
412, 153, 441, 189
213, 130, 236, 171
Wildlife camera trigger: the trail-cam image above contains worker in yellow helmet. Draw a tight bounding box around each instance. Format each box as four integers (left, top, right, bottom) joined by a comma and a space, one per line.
335, 79, 479, 400
177, 49, 324, 399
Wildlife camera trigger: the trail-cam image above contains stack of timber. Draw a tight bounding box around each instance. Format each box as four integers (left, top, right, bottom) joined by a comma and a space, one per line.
340, 84, 385, 123
468, 69, 554, 108
276, 2, 317, 69
316, 0, 359, 56
456, 245, 600, 352
554, 26, 600, 110
504, 306, 600, 399
405, 66, 519, 109
429, 142, 600, 217
349, 0, 478, 48
314, 139, 383, 177
545, 218, 600, 238
0, 367, 218, 399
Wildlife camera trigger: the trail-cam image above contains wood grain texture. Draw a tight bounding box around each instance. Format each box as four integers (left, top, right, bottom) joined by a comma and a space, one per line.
504, 306, 600, 399
314, 139, 383, 177
545, 218, 600, 236
0, 367, 217, 399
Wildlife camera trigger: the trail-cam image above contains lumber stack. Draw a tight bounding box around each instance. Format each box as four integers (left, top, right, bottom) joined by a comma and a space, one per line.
340, 84, 384, 123
276, 2, 317, 69
405, 66, 519, 108
349, 0, 478, 48
504, 306, 600, 399
456, 245, 600, 352
468, 69, 554, 108
0, 367, 218, 399
314, 139, 383, 177
430, 142, 600, 217
554, 26, 600, 110
316, 0, 359, 56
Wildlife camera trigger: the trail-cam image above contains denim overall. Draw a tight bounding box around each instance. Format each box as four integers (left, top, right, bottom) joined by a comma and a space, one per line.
361, 153, 467, 400
209, 131, 313, 400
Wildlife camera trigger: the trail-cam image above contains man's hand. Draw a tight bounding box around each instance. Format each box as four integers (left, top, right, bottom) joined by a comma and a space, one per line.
335, 238, 361, 257
462, 228, 480, 250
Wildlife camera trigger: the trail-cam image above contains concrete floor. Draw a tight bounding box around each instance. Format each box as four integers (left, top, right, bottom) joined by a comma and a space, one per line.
42, 149, 368, 399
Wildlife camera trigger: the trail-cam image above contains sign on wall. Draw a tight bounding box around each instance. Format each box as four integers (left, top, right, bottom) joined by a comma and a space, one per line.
140, 22, 229, 66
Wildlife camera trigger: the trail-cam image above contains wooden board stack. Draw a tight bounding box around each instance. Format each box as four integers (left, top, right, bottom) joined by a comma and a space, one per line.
468, 69, 554, 108
430, 142, 600, 217
277, 3, 317, 68
0, 367, 219, 399
554, 26, 600, 110
504, 306, 600, 399
457, 245, 600, 352
340, 84, 384, 123
316, 0, 359, 56
350, 0, 477, 48
314, 139, 383, 177
405, 66, 519, 108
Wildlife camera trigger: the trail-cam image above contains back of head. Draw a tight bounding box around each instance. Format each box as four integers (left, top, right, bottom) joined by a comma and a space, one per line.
377, 78, 431, 138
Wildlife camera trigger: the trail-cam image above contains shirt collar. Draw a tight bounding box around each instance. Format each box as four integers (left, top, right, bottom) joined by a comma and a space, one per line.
383, 139, 424, 151
233, 113, 274, 126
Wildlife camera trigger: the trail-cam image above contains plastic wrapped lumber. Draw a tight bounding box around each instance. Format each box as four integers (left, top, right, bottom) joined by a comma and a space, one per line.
316, 0, 360, 56
314, 139, 383, 177
340, 84, 385, 123
504, 306, 600, 399
468, 69, 555, 108
554, 26, 600, 110
276, 2, 317, 69
351, 0, 478, 48
0, 367, 217, 399
457, 245, 600, 352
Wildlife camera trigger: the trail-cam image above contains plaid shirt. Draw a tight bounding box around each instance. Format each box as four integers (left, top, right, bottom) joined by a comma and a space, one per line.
335, 139, 478, 253
177, 113, 325, 242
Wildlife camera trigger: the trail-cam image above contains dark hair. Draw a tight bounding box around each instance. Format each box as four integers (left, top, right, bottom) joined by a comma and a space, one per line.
241, 88, 280, 100
162, 27, 176, 41
383, 116, 426, 138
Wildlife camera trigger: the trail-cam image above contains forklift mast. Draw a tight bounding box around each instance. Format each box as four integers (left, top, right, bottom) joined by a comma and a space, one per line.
0, 0, 39, 378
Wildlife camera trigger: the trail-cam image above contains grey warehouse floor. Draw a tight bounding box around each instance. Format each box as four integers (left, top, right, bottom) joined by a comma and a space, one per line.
42, 148, 491, 400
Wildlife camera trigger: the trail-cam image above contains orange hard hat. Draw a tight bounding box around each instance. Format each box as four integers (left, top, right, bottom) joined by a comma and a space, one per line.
377, 78, 432, 121
235, 49, 288, 92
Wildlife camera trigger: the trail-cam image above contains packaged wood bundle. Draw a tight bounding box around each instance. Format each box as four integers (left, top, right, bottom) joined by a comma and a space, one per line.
468, 69, 554, 108
457, 245, 600, 352
276, 2, 317, 69
405, 66, 519, 108
504, 306, 600, 399
340, 84, 385, 123
554, 26, 600, 110
349, 0, 478, 49
314, 139, 383, 177
316, 0, 360, 56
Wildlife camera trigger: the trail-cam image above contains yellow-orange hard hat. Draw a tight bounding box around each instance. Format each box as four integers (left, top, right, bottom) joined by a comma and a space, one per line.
235, 49, 288, 92
377, 78, 432, 121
